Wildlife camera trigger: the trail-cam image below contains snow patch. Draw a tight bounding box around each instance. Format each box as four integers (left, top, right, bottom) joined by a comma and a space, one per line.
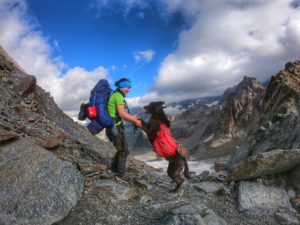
205, 101, 219, 107
145, 159, 215, 175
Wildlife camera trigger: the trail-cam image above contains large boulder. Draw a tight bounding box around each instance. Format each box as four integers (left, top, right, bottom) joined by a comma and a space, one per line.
227, 149, 300, 181
238, 182, 293, 214
0, 138, 84, 225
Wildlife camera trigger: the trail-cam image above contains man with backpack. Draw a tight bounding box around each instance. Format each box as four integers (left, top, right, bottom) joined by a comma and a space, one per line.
78, 77, 141, 180
106, 78, 142, 179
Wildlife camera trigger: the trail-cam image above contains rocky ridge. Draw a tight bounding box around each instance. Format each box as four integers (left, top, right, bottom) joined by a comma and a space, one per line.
173, 61, 300, 162
171, 76, 266, 160
0, 46, 299, 225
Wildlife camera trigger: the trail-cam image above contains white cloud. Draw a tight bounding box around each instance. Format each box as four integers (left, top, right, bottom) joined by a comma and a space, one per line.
2, 0, 300, 113
0, 0, 108, 119
51, 66, 107, 112
151, 0, 300, 99
91, 0, 149, 18
133, 50, 155, 63
91, 0, 300, 106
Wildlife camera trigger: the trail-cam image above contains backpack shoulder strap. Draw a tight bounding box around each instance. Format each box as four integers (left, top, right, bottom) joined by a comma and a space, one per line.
112, 90, 130, 113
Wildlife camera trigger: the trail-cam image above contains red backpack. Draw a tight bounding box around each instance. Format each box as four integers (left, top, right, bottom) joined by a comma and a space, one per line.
153, 122, 178, 157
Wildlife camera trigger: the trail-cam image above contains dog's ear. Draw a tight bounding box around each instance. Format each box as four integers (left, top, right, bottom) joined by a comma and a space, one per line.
144, 101, 165, 114
144, 102, 157, 114
157, 101, 165, 107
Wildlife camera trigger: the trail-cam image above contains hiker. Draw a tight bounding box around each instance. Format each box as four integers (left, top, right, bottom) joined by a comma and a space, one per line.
78, 78, 141, 179
141, 101, 190, 192
106, 78, 142, 179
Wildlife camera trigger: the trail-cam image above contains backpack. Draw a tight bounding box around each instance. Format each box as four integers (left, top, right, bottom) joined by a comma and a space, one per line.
86, 79, 114, 135
153, 122, 178, 157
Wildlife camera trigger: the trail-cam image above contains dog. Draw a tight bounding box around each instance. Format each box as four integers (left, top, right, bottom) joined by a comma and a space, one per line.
141, 101, 190, 192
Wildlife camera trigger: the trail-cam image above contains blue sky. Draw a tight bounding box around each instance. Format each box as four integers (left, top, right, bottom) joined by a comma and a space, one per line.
1, 0, 300, 119
26, 0, 187, 97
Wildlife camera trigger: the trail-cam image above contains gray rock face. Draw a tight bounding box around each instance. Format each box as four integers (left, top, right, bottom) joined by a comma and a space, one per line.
227, 149, 300, 181
0, 138, 84, 225
134, 59, 300, 168
275, 212, 300, 225
249, 60, 300, 155
170, 76, 266, 160
238, 182, 293, 214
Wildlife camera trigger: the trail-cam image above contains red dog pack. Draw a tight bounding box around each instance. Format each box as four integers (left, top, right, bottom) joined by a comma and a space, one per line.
153, 123, 177, 157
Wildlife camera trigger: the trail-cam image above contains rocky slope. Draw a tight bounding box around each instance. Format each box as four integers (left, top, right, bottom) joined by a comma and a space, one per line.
249, 61, 300, 154
0, 46, 116, 225
225, 61, 300, 167
0, 46, 299, 225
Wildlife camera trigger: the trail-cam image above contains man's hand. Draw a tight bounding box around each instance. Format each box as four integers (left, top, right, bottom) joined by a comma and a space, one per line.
133, 118, 142, 128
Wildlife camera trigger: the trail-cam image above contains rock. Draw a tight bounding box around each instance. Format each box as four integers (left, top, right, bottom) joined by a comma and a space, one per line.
78, 161, 107, 175
36, 137, 61, 149
0, 138, 84, 225
134, 178, 152, 190
290, 165, 300, 192
139, 194, 153, 203
15, 123, 25, 131
161, 203, 227, 225
238, 181, 293, 215
275, 212, 300, 225
161, 214, 206, 225
291, 197, 300, 212
12, 72, 36, 97
0, 127, 18, 143
203, 209, 228, 225
198, 170, 210, 181
192, 182, 224, 194
24, 126, 39, 137
226, 145, 252, 171
214, 161, 226, 172
217, 186, 231, 196
227, 149, 300, 181
93, 180, 137, 201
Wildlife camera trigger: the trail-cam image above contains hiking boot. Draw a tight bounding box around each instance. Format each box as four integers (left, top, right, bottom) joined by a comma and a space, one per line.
78, 103, 88, 120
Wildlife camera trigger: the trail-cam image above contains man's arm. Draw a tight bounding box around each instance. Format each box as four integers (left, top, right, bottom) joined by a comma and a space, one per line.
117, 104, 142, 127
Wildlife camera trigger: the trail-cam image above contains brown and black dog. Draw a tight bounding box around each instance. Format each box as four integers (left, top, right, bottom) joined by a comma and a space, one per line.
141, 101, 190, 192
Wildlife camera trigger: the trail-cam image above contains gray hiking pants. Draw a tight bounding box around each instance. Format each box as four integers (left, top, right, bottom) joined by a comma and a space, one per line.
106, 124, 129, 175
